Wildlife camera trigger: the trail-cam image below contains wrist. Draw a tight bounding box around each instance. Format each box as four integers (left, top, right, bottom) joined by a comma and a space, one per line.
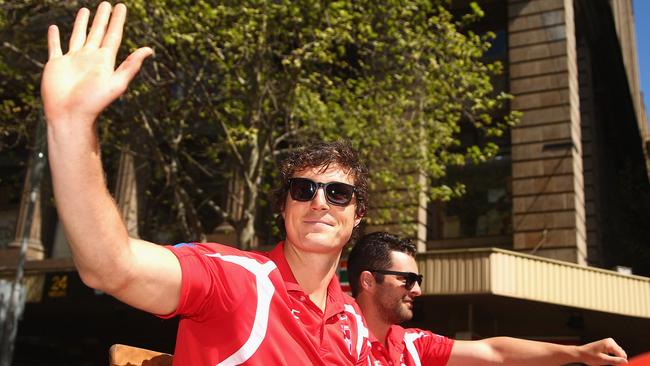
45, 112, 97, 128
570, 344, 584, 362
46, 117, 100, 150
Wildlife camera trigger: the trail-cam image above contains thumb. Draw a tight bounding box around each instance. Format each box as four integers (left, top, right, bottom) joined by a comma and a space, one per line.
112, 47, 154, 94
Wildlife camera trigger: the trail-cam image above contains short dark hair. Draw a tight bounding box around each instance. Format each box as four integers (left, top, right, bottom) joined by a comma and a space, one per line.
347, 232, 417, 297
273, 140, 368, 218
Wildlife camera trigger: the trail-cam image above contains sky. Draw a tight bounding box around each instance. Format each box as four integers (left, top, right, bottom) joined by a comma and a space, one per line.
634, 0, 650, 127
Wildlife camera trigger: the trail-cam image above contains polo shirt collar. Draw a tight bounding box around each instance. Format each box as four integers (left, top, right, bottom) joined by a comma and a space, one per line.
370, 324, 406, 356
386, 324, 407, 350
324, 269, 346, 318
267, 241, 301, 291
267, 241, 347, 317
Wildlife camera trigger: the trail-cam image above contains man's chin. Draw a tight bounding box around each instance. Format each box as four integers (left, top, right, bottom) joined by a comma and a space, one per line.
297, 235, 347, 253
396, 309, 414, 323
306, 232, 346, 243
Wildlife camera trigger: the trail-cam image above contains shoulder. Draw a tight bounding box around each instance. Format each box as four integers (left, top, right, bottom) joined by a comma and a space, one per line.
404, 327, 434, 336
339, 296, 366, 328
165, 242, 277, 282
403, 327, 453, 346
341, 292, 359, 306
402, 327, 454, 365
167, 242, 271, 262
340, 296, 367, 327
165, 243, 279, 319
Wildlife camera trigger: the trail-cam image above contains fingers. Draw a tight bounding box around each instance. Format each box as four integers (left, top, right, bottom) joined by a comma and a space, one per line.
610, 344, 628, 359
581, 338, 628, 365
68, 7, 90, 52
595, 338, 627, 365
112, 47, 154, 94
85, 1, 112, 49
66, 2, 128, 57
47, 25, 63, 59
603, 338, 628, 359
599, 355, 628, 365
102, 3, 127, 57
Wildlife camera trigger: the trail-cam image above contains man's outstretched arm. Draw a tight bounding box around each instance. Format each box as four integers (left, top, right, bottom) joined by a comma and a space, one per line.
43, 2, 181, 315
447, 337, 627, 366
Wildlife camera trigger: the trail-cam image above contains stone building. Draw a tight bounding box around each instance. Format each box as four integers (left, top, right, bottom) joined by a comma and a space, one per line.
402, 0, 650, 356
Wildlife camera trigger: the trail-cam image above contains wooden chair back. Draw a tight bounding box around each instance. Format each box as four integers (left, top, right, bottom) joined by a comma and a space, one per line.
108, 344, 173, 366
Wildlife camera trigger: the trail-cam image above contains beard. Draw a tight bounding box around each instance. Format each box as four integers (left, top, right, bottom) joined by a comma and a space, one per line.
379, 294, 414, 325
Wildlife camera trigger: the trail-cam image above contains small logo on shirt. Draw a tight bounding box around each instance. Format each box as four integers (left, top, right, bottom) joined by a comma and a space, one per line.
291, 309, 301, 320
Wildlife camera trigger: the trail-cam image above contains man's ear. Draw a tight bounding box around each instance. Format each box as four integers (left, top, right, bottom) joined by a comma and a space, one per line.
360, 271, 375, 292
354, 206, 365, 226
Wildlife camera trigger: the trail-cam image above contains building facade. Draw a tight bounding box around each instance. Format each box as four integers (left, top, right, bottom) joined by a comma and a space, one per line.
408, 0, 650, 356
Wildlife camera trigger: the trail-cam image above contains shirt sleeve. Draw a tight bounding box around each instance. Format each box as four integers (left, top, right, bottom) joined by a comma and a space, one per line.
412, 329, 455, 366
160, 243, 251, 321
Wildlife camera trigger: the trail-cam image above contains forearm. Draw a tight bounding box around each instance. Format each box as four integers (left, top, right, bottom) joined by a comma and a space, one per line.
450, 336, 627, 366
481, 337, 579, 365
47, 121, 132, 291
48, 123, 182, 314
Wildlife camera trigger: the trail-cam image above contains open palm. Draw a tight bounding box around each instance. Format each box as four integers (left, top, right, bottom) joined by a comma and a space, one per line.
41, 2, 152, 125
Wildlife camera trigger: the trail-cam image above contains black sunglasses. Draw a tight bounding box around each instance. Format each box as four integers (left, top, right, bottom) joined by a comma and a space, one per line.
287, 178, 357, 207
370, 269, 423, 290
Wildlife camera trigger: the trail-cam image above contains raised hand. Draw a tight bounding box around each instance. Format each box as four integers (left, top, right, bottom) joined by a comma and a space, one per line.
40, 2, 183, 317
41, 2, 152, 126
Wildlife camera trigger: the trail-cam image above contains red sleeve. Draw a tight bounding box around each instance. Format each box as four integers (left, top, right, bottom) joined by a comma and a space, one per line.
411, 329, 455, 366
160, 243, 251, 321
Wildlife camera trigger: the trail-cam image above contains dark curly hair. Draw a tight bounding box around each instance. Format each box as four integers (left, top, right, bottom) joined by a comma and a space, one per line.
347, 232, 417, 297
273, 140, 368, 219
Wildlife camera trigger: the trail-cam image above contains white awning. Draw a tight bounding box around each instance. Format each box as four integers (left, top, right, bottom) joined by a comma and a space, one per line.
417, 247, 650, 318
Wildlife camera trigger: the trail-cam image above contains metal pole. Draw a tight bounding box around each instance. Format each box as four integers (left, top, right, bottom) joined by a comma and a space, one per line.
0, 115, 48, 366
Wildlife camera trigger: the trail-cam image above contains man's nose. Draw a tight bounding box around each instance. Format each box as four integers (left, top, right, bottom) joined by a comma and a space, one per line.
410, 281, 422, 297
310, 187, 329, 210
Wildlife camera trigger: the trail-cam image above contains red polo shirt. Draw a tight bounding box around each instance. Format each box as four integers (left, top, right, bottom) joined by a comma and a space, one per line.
162, 241, 371, 365
369, 325, 454, 366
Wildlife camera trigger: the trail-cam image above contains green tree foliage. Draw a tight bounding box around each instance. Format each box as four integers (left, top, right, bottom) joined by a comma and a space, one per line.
0, 2, 61, 206
286, 1, 518, 229
0, 0, 517, 247
0, 2, 45, 150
